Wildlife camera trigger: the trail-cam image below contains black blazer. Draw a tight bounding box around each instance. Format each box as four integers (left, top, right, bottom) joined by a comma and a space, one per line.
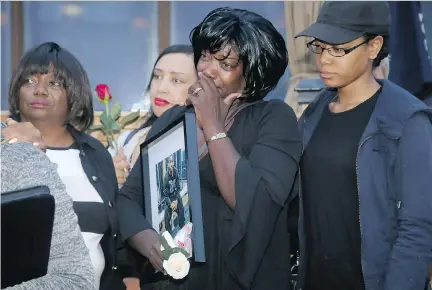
68, 126, 137, 290
117, 103, 301, 289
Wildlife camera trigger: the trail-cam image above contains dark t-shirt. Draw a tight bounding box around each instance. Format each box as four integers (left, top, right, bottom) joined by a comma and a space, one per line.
301, 88, 381, 290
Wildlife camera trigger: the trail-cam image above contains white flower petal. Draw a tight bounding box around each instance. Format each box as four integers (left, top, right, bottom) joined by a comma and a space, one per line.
163, 252, 190, 280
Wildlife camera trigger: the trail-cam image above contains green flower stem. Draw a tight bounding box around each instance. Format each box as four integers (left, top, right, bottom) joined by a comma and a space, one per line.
104, 99, 110, 117
104, 100, 119, 155
110, 131, 119, 155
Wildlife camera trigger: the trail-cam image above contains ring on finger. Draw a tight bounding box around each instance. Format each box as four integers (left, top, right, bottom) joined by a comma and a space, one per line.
191, 87, 203, 95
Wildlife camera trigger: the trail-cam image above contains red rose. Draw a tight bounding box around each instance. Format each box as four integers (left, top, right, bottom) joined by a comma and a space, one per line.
95, 84, 112, 102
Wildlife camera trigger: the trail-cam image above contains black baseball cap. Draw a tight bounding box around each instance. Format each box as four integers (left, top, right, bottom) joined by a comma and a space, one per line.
296, 1, 390, 44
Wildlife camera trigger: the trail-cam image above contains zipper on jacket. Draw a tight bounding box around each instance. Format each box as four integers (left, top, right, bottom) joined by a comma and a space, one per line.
295, 117, 307, 290
301, 117, 307, 154
355, 135, 372, 290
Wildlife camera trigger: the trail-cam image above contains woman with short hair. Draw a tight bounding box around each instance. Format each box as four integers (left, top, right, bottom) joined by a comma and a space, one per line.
5, 42, 138, 290
118, 7, 301, 290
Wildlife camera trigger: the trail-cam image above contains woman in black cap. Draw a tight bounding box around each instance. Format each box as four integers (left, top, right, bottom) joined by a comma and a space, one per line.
295, 2, 432, 290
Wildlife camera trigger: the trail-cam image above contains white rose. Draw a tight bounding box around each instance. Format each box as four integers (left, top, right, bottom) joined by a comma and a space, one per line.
163, 252, 190, 280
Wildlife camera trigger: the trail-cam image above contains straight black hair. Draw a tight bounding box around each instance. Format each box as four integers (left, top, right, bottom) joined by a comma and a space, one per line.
9, 42, 94, 131
190, 7, 288, 101
124, 44, 194, 146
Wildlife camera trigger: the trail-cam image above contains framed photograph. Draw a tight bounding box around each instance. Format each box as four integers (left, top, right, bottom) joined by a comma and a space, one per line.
140, 111, 205, 262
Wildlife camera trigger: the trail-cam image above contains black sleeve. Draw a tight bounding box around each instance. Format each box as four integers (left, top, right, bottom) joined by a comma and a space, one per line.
95, 144, 142, 279
117, 157, 152, 241
117, 105, 189, 241
225, 100, 302, 288
115, 242, 140, 278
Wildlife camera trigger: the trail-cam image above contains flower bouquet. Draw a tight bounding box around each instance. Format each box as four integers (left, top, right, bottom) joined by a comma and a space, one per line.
88, 84, 140, 154
159, 223, 194, 280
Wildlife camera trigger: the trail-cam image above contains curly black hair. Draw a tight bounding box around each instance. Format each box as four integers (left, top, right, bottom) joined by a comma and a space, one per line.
190, 7, 288, 101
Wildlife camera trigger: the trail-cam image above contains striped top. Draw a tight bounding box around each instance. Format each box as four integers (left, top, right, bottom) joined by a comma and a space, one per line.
46, 145, 108, 289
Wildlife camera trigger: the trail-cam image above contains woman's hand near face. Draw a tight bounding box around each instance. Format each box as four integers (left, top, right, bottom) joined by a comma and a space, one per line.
113, 147, 130, 184
187, 74, 241, 138
2, 119, 47, 150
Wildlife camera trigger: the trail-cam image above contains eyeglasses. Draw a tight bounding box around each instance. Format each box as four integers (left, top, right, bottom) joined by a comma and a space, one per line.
307, 39, 369, 57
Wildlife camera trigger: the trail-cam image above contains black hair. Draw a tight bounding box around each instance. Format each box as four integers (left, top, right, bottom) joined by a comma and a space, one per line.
124, 44, 194, 146
190, 7, 288, 102
365, 34, 389, 68
144, 44, 194, 93
8, 42, 94, 131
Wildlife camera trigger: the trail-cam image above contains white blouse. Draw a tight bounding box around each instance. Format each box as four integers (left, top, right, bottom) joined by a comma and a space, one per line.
46, 148, 106, 289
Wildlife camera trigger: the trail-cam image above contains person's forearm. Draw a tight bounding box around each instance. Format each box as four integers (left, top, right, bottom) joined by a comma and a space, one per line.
205, 124, 240, 209
129, 229, 156, 258
123, 278, 141, 290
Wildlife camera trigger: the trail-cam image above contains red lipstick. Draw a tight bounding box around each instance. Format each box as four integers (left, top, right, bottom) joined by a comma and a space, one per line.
154, 97, 169, 107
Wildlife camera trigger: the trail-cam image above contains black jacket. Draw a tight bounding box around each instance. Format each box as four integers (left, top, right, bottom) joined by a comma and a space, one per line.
68, 126, 137, 290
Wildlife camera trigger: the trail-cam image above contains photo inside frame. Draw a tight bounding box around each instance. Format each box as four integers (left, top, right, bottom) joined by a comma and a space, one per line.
140, 111, 206, 262
142, 122, 187, 234
154, 148, 191, 238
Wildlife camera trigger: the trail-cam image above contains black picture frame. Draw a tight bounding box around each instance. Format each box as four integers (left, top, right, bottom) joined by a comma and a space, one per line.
140, 111, 205, 262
